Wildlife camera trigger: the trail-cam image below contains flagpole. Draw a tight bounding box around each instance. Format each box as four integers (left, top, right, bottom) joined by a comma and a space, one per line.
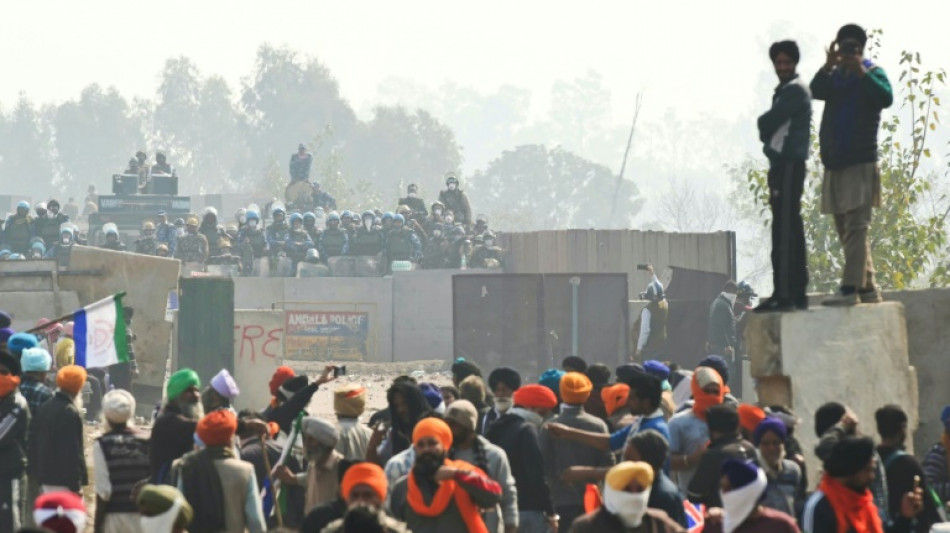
260, 435, 284, 527
22, 292, 127, 335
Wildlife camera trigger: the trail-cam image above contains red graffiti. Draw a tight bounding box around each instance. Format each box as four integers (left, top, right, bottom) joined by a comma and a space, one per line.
234, 325, 283, 363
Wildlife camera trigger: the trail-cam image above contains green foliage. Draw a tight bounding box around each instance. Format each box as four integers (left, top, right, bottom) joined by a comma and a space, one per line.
740, 43, 947, 291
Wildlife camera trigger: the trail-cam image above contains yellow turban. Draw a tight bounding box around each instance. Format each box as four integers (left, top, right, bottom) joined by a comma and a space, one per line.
605, 461, 654, 491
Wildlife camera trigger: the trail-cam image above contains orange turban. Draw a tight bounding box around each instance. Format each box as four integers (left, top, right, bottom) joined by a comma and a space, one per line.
269, 366, 295, 396
513, 384, 558, 410
341, 462, 387, 503
601, 383, 630, 416
412, 417, 453, 450
560, 372, 593, 405
56, 365, 87, 395
197, 409, 238, 447
738, 404, 766, 433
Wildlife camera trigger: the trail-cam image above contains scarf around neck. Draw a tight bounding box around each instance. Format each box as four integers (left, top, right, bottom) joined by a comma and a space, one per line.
180, 445, 234, 533
819, 473, 884, 533
722, 468, 767, 533
407, 458, 488, 533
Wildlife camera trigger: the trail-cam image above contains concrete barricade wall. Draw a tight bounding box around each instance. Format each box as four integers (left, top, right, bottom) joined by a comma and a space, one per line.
746, 302, 918, 477
232, 310, 284, 411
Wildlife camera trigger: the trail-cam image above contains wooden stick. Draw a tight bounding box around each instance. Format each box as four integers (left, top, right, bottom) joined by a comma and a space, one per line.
260, 435, 284, 527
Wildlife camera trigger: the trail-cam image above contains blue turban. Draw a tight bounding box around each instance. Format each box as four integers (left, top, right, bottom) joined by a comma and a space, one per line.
7, 333, 38, 355
753, 417, 788, 446
539, 368, 566, 397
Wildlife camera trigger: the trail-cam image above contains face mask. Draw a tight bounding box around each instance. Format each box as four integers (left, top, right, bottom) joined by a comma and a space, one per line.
176, 228, 185, 237
448, 184, 457, 191
444, 215, 454, 224
495, 397, 512, 413
484, 239, 494, 247
61, 235, 72, 245
248, 220, 259, 229
433, 230, 442, 238
50, 208, 59, 216
723, 292, 737, 305
140, 497, 184, 533
238, 215, 246, 224
408, 192, 417, 198
604, 485, 651, 528
364, 219, 372, 230
0, 375, 21, 397
434, 209, 443, 217
721, 469, 767, 533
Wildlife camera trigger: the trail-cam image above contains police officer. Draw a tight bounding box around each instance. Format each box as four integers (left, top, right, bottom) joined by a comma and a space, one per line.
174, 217, 209, 264
297, 248, 330, 277
29, 240, 46, 260
100, 225, 127, 251
472, 215, 489, 237
420, 225, 448, 269
134, 221, 159, 255
237, 210, 268, 275
207, 237, 243, 272
285, 212, 314, 268
312, 182, 337, 211
444, 226, 470, 269
381, 212, 395, 235
234, 208, 247, 231
289, 143, 313, 182
37, 199, 69, 246
340, 210, 356, 236
349, 210, 385, 257
2, 201, 34, 255
423, 201, 445, 237
383, 214, 422, 270
265, 206, 290, 254
438, 173, 472, 227
469, 231, 504, 269
398, 183, 428, 220
318, 211, 349, 261
198, 207, 221, 257
48, 225, 76, 267
155, 211, 177, 256
302, 211, 320, 242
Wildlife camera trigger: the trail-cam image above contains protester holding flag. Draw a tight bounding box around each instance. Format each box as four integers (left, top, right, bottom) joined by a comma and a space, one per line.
150, 368, 202, 483
33, 365, 88, 493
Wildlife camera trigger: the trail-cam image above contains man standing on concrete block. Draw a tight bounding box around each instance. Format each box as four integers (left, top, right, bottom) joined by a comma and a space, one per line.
707, 281, 739, 359
812, 24, 893, 306
755, 40, 812, 313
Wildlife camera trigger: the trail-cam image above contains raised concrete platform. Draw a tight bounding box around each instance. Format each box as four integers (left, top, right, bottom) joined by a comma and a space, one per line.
746, 302, 918, 477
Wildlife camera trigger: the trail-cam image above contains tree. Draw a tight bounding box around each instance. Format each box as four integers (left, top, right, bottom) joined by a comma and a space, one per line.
241, 44, 357, 177
740, 40, 947, 291
469, 144, 643, 231
0, 95, 56, 195
346, 106, 462, 197
51, 85, 144, 196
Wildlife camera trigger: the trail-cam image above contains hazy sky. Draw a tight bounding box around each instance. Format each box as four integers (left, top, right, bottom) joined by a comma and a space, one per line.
4, 0, 948, 127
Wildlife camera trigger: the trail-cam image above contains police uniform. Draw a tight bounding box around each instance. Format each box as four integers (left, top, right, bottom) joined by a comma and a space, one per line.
469, 245, 504, 269
175, 232, 209, 263
384, 227, 422, 263
348, 228, 385, 256
318, 227, 348, 260
134, 237, 158, 256
397, 196, 428, 218
438, 189, 472, 226
156, 222, 177, 256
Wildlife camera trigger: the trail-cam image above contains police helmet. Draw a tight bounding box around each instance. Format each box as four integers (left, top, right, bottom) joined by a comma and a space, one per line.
271, 205, 286, 217
16, 201, 29, 211
203, 206, 218, 217
60, 226, 73, 236
641, 280, 665, 301
289, 212, 304, 224
186, 217, 199, 227
306, 248, 320, 262
303, 211, 316, 222
32, 242, 46, 254
431, 201, 444, 211
35, 202, 47, 212
483, 231, 496, 240
8, 253, 24, 260
327, 211, 341, 222
47, 199, 60, 210
445, 172, 459, 185
396, 205, 411, 215
245, 210, 260, 222
341, 210, 353, 220
737, 281, 757, 299
143, 221, 155, 231
476, 214, 488, 225
362, 210, 375, 220
473, 234, 484, 245
104, 224, 119, 237
235, 207, 246, 219
394, 214, 405, 224
382, 212, 394, 222
175, 218, 186, 226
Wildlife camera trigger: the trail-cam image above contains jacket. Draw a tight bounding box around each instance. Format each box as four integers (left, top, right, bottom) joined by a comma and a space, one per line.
803, 489, 913, 533
758, 73, 812, 163
651, 472, 688, 528
34, 391, 88, 491
811, 64, 893, 170
569, 507, 685, 533
706, 294, 737, 352
0, 391, 29, 479
321, 510, 410, 533
923, 443, 950, 503
452, 435, 519, 530
149, 402, 198, 482
878, 445, 943, 533
687, 433, 756, 507
486, 411, 555, 514
389, 467, 503, 533
541, 405, 614, 507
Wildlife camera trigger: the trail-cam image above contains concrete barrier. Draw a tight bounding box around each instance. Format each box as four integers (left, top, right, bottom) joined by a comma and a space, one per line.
233, 310, 284, 411
746, 302, 918, 477
61, 246, 180, 387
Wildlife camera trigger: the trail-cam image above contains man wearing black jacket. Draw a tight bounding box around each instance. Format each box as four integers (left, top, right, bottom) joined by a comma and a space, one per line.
755, 40, 813, 312
266, 365, 335, 434
0, 349, 28, 532
687, 404, 756, 507
487, 385, 558, 533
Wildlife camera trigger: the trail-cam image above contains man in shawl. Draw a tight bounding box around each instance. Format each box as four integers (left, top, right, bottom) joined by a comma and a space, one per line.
334, 384, 372, 461
702, 459, 799, 533
803, 436, 922, 533
150, 368, 203, 483
275, 416, 344, 514
175, 409, 266, 533
389, 417, 502, 533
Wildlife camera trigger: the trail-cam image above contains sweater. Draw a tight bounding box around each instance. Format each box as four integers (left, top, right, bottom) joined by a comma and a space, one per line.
486, 410, 556, 514
541, 405, 614, 507
758, 73, 813, 163
452, 435, 519, 529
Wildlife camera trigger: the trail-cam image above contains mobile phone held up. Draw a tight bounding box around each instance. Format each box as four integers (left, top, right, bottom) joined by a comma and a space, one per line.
333, 365, 347, 378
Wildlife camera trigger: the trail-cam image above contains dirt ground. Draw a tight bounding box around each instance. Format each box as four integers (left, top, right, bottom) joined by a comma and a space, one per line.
79, 360, 452, 531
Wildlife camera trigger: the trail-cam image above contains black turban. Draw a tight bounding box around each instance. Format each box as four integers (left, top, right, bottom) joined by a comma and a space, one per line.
825, 436, 875, 477
769, 40, 800, 63
488, 367, 521, 392
837, 24, 867, 45
452, 360, 482, 382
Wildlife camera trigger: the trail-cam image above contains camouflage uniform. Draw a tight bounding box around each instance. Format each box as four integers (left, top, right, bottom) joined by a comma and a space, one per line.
175, 233, 209, 263
237, 227, 268, 275
156, 222, 177, 256
469, 245, 505, 269
134, 236, 158, 256
438, 189, 472, 226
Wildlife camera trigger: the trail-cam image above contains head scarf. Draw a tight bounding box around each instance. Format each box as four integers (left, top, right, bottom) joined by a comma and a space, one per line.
334, 384, 367, 417
604, 462, 654, 528
167, 368, 200, 401
103, 389, 136, 425
269, 366, 296, 396
196, 409, 238, 447
33, 491, 86, 533
21, 347, 52, 372
753, 417, 788, 446
699, 355, 730, 384
513, 384, 558, 410
0, 327, 13, 345
445, 399, 478, 432
413, 417, 453, 450
0, 348, 20, 378
738, 404, 766, 434
56, 365, 87, 395
419, 383, 445, 412
559, 372, 593, 405
341, 462, 387, 503
601, 383, 630, 416
387, 381, 433, 456
209, 369, 239, 400
615, 363, 645, 385
941, 405, 950, 434
488, 367, 521, 392
539, 368, 565, 397
643, 360, 670, 381
302, 416, 340, 448
562, 355, 588, 373
721, 460, 768, 533
691, 366, 725, 420
820, 437, 882, 533
825, 436, 876, 477
137, 484, 193, 531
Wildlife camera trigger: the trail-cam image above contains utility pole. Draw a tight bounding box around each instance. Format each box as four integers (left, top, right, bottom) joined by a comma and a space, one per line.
609, 92, 643, 227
